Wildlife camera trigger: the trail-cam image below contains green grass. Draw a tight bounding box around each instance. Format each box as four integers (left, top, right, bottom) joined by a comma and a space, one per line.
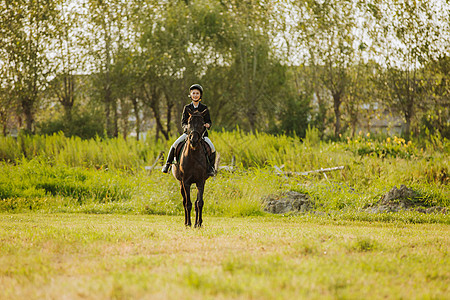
0, 131, 448, 298
0, 214, 448, 299
0, 160, 448, 223
0, 130, 448, 223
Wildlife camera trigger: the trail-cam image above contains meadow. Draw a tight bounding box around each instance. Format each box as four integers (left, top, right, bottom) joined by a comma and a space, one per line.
0, 129, 449, 299
1, 214, 449, 299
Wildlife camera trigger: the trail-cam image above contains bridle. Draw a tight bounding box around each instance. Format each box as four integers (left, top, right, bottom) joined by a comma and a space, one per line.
187, 114, 206, 149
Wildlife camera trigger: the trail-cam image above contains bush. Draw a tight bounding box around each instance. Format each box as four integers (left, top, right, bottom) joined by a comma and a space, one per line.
344, 133, 418, 159
37, 111, 105, 139
0, 160, 134, 208
270, 94, 311, 138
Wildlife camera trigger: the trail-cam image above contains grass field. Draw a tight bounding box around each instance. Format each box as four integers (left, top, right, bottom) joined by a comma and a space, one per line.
0, 131, 448, 299
1, 214, 449, 299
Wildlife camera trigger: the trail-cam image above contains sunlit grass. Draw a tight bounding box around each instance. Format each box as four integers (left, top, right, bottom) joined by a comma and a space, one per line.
0, 130, 448, 298
0, 214, 448, 299
0, 129, 448, 223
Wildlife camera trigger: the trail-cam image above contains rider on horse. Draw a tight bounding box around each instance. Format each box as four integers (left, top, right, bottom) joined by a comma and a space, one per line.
161, 84, 216, 176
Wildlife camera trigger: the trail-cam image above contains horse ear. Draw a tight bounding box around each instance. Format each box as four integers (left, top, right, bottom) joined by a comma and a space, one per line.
186, 107, 193, 116
200, 109, 208, 116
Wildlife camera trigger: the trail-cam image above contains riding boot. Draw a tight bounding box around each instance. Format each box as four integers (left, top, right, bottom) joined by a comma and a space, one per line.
162, 147, 175, 173
207, 152, 216, 177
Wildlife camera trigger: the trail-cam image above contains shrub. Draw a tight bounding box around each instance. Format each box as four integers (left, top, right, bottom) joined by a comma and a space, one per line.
36, 111, 105, 140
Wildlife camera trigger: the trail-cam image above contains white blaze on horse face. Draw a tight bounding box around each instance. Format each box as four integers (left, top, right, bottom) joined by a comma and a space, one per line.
190, 89, 201, 102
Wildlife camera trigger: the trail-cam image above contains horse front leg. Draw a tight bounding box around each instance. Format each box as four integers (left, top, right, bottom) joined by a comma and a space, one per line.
195, 181, 205, 228
182, 183, 192, 227
180, 183, 188, 226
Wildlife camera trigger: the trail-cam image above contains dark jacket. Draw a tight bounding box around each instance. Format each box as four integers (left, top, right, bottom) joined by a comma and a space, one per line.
181, 102, 211, 137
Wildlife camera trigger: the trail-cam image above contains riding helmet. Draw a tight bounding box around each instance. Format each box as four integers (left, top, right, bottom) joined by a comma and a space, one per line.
189, 84, 203, 98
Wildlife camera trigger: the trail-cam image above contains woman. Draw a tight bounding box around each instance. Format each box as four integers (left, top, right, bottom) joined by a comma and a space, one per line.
161, 84, 216, 176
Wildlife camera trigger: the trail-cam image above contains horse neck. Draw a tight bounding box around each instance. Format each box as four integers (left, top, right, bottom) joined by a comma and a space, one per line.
184, 139, 202, 154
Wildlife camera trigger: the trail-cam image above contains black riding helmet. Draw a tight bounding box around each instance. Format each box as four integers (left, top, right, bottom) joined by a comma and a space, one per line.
189, 84, 203, 98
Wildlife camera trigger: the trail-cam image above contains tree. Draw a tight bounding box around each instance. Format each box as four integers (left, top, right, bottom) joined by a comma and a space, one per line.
421, 55, 450, 138
0, 0, 59, 133
345, 60, 383, 136
0, 44, 17, 136
221, 0, 286, 132
135, 0, 235, 137
372, 0, 449, 139
0, 74, 16, 136
86, 0, 134, 137
48, 0, 87, 122
283, 0, 368, 137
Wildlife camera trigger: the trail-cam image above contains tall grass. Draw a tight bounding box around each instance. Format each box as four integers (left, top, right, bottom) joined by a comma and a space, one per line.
0, 130, 448, 221
0, 132, 165, 170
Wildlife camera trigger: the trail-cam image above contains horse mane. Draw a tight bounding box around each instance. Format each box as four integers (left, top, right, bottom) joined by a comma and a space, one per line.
187, 108, 208, 117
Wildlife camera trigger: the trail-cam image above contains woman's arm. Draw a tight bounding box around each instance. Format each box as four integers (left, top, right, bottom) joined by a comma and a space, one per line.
203, 106, 212, 129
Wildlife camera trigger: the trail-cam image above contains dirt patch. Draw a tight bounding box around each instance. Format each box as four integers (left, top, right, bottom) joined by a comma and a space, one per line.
262, 191, 315, 214
365, 185, 447, 214
263, 186, 447, 215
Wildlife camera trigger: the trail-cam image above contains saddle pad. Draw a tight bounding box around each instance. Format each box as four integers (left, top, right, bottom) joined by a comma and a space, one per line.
174, 139, 211, 163
174, 140, 186, 163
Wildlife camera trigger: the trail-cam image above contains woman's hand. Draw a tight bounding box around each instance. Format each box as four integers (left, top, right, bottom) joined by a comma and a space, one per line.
204, 123, 211, 129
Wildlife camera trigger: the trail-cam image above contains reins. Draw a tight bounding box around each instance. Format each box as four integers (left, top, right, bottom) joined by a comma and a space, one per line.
187, 113, 206, 150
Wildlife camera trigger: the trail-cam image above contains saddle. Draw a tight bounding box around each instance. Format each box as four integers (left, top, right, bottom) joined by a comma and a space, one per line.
174, 138, 212, 164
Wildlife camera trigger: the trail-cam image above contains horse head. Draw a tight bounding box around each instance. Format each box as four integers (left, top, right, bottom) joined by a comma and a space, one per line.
187, 109, 207, 149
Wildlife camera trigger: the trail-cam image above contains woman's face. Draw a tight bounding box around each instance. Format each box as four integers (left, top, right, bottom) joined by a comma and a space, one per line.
190, 89, 201, 102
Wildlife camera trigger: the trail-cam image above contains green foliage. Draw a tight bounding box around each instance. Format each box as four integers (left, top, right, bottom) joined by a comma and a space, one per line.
1, 0, 449, 142
0, 132, 162, 169
344, 133, 418, 159
350, 237, 380, 252
0, 130, 448, 222
303, 125, 321, 147
420, 110, 450, 139
271, 94, 311, 138
0, 160, 132, 208
36, 111, 105, 140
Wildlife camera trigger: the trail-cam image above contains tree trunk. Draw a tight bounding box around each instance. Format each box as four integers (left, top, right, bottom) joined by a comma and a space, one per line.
63, 104, 73, 123
151, 104, 169, 140
404, 100, 413, 140
315, 87, 326, 139
113, 100, 119, 138
333, 93, 342, 137
131, 97, 140, 141
122, 111, 128, 140
105, 100, 112, 137
155, 125, 160, 142
247, 98, 258, 132
22, 97, 34, 133
61, 74, 75, 122
166, 102, 173, 137
0, 111, 7, 136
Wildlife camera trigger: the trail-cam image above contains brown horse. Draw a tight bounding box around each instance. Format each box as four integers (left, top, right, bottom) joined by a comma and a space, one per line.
172, 109, 211, 227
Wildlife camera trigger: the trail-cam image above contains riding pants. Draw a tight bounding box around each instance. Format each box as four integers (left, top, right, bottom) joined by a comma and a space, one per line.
170, 133, 216, 153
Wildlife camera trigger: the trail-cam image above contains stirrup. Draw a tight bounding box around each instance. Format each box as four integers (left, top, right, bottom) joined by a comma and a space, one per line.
207, 167, 215, 177
161, 164, 171, 173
